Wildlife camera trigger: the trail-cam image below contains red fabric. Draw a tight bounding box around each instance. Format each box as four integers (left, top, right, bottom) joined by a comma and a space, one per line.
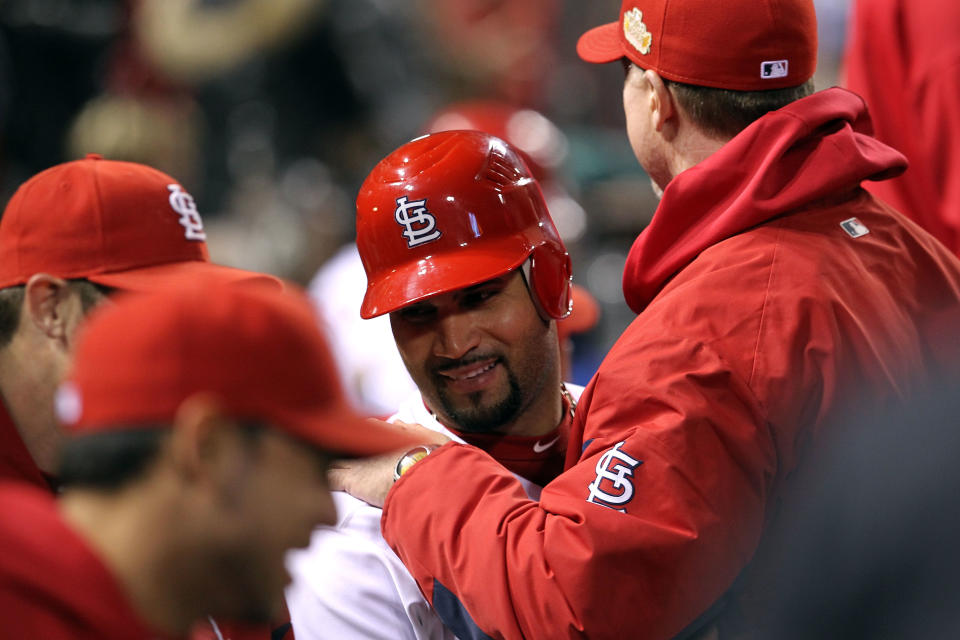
381, 88, 960, 639
0, 398, 49, 490
64, 285, 419, 458
0, 483, 161, 639
844, 0, 960, 256
621, 88, 907, 313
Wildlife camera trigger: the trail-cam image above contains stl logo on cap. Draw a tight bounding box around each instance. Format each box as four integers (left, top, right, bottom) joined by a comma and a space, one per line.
167, 184, 207, 241
394, 195, 442, 248
623, 8, 652, 56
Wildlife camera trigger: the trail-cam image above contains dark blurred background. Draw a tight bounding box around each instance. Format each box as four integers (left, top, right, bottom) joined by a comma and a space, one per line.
0, 0, 851, 386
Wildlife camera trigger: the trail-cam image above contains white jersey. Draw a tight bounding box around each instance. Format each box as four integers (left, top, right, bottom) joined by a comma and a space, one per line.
307, 244, 420, 416
285, 385, 583, 640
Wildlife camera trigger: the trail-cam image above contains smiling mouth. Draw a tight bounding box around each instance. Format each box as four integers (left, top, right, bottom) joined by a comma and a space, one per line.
437, 358, 499, 382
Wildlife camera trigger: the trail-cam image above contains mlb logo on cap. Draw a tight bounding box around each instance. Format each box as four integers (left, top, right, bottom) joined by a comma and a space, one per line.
840, 217, 870, 239
761, 60, 789, 80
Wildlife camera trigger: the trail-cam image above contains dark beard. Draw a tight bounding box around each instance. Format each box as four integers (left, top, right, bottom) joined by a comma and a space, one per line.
434, 363, 524, 434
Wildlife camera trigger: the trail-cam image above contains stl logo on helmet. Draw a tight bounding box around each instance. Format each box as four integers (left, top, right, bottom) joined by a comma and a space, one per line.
167, 184, 207, 241
395, 196, 441, 248
586, 442, 643, 513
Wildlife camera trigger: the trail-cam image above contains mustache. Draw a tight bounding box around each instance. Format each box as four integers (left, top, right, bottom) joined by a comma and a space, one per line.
431, 353, 502, 376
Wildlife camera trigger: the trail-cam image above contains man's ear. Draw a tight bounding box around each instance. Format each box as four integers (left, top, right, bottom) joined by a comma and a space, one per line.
167, 394, 255, 508
168, 393, 229, 481
23, 273, 74, 344
645, 70, 677, 137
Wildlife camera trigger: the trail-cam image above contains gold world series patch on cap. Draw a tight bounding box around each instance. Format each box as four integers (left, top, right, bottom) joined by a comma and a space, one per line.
623, 8, 652, 55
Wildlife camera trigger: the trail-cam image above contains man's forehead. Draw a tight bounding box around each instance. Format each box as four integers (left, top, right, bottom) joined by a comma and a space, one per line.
394, 272, 519, 312
459, 273, 515, 292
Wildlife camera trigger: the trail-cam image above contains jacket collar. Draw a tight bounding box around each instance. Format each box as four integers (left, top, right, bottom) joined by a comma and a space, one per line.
622, 87, 907, 313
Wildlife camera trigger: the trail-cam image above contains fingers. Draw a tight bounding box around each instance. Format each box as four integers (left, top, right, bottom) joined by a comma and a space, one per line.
327, 465, 349, 492
328, 419, 452, 506
326, 452, 401, 507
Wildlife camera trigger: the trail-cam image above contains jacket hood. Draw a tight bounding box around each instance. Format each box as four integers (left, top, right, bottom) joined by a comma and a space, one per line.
622, 87, 908, 313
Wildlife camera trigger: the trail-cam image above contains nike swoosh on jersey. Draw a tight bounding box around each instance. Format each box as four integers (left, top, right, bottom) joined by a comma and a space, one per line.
532, 434, 561, 453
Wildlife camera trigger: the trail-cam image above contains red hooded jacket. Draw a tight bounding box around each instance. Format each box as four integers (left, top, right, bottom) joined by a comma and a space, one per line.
380, 88, 960, 639
0, 483, 160, 639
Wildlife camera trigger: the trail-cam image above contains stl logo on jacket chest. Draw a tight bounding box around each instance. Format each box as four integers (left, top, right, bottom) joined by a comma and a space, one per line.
586, 442, 643, 512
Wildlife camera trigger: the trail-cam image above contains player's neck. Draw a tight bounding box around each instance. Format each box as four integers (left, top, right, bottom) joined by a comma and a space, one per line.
665, 118, 730, 183
60, 484, 200, 636
0, 333, 63, 474
504, 380, 565, 438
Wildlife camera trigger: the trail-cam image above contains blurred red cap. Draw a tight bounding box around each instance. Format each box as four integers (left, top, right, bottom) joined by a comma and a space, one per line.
58, 283, 419, 457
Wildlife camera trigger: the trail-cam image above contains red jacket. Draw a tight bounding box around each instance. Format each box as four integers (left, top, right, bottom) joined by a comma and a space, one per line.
0, 483, 161, 639
844, 0, 960, 255
380, 88, 960, 639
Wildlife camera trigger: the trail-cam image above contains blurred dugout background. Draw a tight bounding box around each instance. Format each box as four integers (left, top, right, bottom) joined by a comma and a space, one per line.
0, 0, 850, 386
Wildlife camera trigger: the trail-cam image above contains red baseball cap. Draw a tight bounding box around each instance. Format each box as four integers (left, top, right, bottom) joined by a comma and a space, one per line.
57, 283, 421, 457
577, 0, 817, 91
0, 154, 280, 291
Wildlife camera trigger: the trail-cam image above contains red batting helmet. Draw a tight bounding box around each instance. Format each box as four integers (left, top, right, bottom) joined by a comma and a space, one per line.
422, 101, 568, 182
356, 130, 572, 320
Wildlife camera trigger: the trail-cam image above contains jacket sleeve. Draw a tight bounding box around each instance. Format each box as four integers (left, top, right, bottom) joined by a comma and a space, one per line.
381, 336, 776, 640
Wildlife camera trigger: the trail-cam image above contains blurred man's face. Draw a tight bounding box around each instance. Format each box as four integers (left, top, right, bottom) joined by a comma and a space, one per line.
389, 270, 558, 433
209, 429, 336, 622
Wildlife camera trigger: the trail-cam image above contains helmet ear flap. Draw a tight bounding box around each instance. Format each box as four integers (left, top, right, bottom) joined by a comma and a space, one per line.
525, 244, 572, 320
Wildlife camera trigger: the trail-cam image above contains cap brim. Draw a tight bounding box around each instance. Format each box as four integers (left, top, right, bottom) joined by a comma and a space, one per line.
288, 403, 425, 457
360, 241, 530, 319
576, 22, 624, 64
87, 260, 283, 292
